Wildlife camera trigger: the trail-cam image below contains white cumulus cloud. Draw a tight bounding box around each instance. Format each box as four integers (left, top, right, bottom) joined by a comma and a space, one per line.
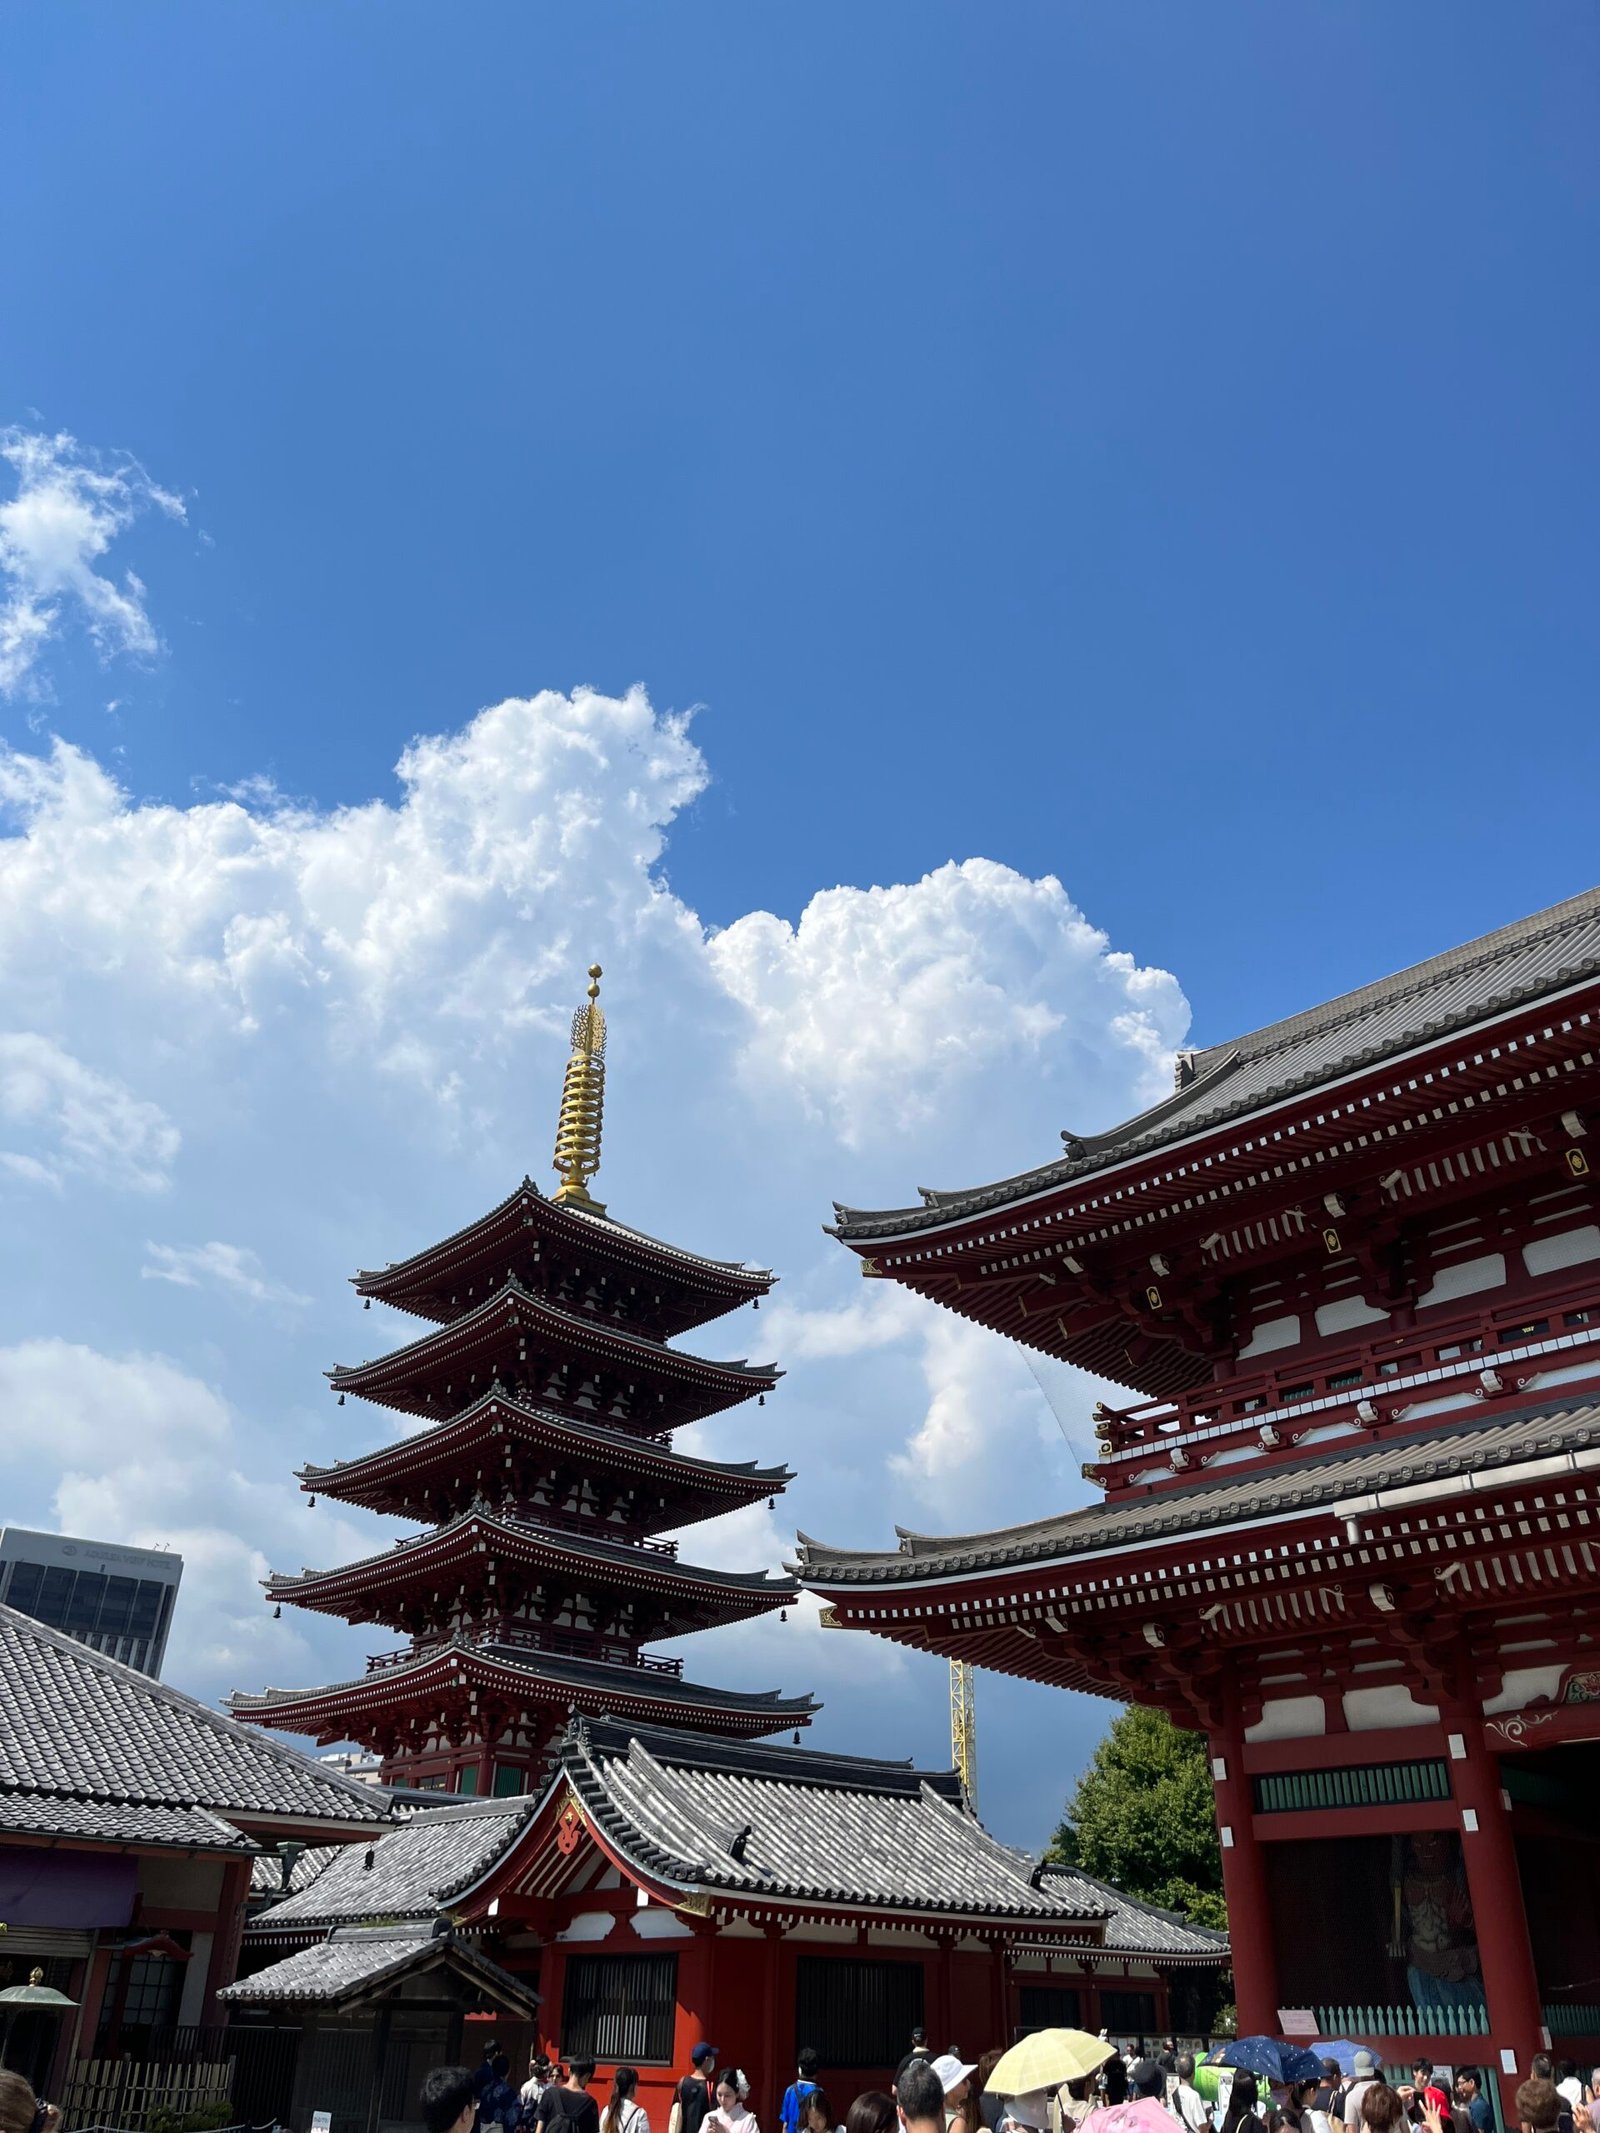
142, 1240, 310, 1311
0, 680, 1188, 1836
0, 1031, 179, 1191
0, 428, 184, 696
708, 859, 1188, 1148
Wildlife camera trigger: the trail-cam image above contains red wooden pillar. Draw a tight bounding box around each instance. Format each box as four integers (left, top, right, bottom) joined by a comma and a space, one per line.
204, 1858, 254, 2021
937, 1938, 954, 2049
759, 1930, 782, 2131
1208, 1718, 1278, 2037
989, 1942, 1008, 2050
541, 1943, 568, 2065
1439, 1697, 1545, 2100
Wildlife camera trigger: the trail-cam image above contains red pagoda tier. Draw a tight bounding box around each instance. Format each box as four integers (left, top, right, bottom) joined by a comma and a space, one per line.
799, 886, 1600, 2106
233, 966, 816, 1792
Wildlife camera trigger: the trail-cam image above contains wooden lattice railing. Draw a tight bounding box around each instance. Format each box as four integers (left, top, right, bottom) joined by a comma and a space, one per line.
60, 2055, 234, 2132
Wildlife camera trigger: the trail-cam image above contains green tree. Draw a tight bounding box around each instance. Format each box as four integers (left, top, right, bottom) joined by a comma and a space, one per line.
1047, 1704, 1228, 1932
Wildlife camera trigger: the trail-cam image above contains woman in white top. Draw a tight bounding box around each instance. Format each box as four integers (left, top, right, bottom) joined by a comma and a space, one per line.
705, 2073, 759, 2133
601, 2069, 650, 2133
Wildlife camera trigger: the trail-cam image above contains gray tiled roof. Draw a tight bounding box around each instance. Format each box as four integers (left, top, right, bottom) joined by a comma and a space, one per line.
268, 1506, 798, 1606
251, 1844, 341, 1896
1029, 1868, 1228, 1961
230, 1635, 819, 1724
560, 1717, 1108, 1923
250, 1795, 538, 1928
0, 1793, 252, 1850
834, 884, 1600, 1241
794, 1396, 1600, 1585
222, 1920, 539, 2013
0, 1604, 392, 1843
356, 1174, 773, 1293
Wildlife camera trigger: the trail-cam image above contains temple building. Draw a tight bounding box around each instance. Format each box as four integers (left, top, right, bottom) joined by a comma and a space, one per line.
231, 968, 815, 1791
224, 966, 1227, 2133
798, 887, 1600, 2099
228, 1714, 1226, 2130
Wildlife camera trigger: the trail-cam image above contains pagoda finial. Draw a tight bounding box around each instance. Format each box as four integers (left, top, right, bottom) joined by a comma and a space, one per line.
552, 963, 608, 1215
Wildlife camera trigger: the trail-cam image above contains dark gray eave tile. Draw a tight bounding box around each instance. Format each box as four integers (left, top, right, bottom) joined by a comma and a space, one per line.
558, 1716, 1110, 1922
793, 1396, 1600, 1585
833, 884, 1600, 1241
0, 1604, 393, 1829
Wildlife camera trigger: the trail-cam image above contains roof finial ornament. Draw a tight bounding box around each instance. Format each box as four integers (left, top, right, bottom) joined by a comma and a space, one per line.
552, 963, 608, 1216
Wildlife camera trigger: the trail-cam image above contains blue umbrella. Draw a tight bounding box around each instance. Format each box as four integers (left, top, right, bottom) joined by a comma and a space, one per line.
1316, 2044, 1379, 2079
1209, 2039, 1327, 2086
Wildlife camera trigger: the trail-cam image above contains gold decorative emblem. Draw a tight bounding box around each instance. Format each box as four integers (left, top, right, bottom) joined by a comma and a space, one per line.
556, 1800, 585, 1856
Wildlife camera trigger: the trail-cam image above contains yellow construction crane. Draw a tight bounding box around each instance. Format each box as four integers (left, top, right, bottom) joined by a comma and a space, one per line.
949, 1658, 977, 1813
825, 1612, 979, 1810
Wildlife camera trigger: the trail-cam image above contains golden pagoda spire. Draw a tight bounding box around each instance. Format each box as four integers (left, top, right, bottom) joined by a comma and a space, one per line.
552, 963, 608, 1215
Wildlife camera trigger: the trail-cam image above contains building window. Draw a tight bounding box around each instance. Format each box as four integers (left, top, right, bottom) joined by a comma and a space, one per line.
1100, 1990, 1156, 2035
1019, 1984, 1081, 2030
492, 1764, 526, 1797
794, 1956, 924, 2069
457, 1765, 479, 1795
97, 1948, 186, 2049
413, 1773, 449, 1792
562, 1953, 678, 2065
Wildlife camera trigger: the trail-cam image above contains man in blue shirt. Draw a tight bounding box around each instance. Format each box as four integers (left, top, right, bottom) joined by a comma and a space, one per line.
780, 2050, 821, 2133
1455, 2073, 1492, 2133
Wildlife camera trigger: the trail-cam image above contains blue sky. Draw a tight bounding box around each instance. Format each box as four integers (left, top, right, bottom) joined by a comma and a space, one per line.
1, 5, 1597, 1848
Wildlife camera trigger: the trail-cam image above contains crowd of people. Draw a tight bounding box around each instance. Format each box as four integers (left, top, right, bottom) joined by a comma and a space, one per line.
410, 2038, 1600, 2133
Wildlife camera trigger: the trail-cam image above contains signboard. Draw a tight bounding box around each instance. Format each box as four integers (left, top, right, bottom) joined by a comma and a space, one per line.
1278, 2009, 1318, 2037
312, 2112, 333, 2132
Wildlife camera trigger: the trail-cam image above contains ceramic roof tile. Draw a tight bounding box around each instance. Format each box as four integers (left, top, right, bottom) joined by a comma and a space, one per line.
253, 1795, 538, 1927
834, 885, 1600, 1241
794, 1397, 1600, 1585
221, 1921, 538, 2012
562, 1718, 1107, 1922
0, 1603, 391, 1837
1029, 1868, 1228, 1959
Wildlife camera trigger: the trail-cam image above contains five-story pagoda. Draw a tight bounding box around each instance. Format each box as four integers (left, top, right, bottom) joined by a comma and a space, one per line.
231, 967, 815, 1795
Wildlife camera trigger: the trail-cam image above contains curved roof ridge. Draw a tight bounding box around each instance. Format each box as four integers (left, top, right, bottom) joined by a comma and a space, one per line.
329, 1276, 782, 1387
267, 1505, 800, 1598
355, 1176, 774, 1289
297, 1388, 794, 1489
1191, 881, 1600, 1074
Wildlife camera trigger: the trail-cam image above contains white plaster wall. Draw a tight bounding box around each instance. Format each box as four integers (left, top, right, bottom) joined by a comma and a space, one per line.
1417, 1253, 1506, 1308
1238, 1314, 1302, 1358
1481, 1663, 1568, 1715
1523, 1225, 1600, 1277
1343, 1684, 1440, 1730
1316, 1295, 1391, 1337
177, 1932, 213, 2027
1244, 1695, 1328, 1743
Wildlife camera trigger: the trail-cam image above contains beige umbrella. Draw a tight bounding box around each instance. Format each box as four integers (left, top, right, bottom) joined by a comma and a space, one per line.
987, 2030, 1116, 2095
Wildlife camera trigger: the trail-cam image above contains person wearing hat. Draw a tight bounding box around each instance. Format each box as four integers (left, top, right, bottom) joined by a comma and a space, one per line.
1343, 2058, 1382, 2133
931, 2058, 978, 2133
669, 2047, 719, 2133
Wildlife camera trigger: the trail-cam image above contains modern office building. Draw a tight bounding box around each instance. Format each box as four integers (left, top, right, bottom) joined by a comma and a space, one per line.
0, 1526, 183, 1676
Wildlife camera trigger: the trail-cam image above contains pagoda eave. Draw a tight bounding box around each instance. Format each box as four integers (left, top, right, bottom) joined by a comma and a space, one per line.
266, 1508, 799, 1634
294, 1390, 793, 1528
228, 1643, 818, 1748
352, 1177, 774, 1336
327, 1278, 780, 1425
